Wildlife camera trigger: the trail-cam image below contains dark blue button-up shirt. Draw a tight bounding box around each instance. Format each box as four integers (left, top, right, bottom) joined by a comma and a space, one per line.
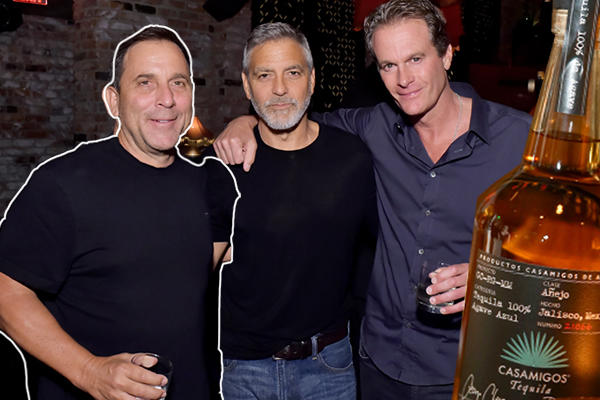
317, 82, 531, 384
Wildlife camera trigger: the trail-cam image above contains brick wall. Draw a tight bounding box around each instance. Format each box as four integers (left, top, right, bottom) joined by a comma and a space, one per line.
0, 0, 251, 214
0, 15, 75, 210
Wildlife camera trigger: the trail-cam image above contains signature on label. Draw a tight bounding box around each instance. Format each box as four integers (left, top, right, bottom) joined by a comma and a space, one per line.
459, 375, 505, 400
459, 374, 558, 400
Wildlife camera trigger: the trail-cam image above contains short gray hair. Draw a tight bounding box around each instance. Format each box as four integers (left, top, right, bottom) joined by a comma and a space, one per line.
364, 0, 449, 58
242, 22, 314, 74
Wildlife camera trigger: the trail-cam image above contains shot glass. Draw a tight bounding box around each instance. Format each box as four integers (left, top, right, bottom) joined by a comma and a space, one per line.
416, 261, 455, 314
131, 353, 173, 400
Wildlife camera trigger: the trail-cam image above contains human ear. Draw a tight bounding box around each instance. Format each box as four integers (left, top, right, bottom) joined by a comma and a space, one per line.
442, 44, 453, 71
241, 72, 252, 101
103, 85, 120, 119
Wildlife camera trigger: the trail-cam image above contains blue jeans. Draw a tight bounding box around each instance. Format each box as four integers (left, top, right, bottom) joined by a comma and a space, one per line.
221, 335, 356, 400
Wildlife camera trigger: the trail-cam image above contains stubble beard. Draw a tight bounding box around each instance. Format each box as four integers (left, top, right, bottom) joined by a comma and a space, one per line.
250, 86, 312, 132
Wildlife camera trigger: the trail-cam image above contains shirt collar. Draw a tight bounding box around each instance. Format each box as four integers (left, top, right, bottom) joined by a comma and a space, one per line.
450, 81, 490, 145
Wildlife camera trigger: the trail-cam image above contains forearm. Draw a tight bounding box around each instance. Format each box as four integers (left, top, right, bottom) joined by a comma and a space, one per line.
0, 273, 93, 391
212, 242, 231, 269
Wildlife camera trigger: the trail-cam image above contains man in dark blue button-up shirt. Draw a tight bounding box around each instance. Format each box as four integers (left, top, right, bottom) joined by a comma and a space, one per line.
212, 0, 531, 398
316, 79, 530, 398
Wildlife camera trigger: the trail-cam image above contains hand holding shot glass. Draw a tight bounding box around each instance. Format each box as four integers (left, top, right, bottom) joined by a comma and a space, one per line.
417, 260, 468, 314
130, 353, 173, 400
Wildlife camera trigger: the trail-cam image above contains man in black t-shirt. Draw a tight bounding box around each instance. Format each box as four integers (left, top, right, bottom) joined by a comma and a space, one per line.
209, 23, 377, 400
0, 26, 228, 400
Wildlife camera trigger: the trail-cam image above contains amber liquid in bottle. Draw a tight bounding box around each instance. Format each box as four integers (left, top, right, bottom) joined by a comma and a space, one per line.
453, 2, 600, 399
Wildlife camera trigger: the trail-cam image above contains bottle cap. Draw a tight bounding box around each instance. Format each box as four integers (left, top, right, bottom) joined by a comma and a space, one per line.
552, 0, 569, 9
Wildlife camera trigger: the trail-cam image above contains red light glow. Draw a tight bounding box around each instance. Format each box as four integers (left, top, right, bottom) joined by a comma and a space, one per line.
13, 0, 48, 5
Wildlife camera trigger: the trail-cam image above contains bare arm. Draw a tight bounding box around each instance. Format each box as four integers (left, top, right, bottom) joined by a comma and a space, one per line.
212, 242, 231, 270
426, 262, 469, 315
213, 115, 258, 171
0, 272, 166, 400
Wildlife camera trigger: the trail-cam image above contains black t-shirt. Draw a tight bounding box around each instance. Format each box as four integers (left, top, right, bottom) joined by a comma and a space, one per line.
206, 124, 377, 360
0, 137, 220, 400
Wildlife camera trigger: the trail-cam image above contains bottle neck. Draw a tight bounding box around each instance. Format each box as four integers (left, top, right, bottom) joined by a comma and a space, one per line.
523, 8, 600, 175
529, 9, 567, 134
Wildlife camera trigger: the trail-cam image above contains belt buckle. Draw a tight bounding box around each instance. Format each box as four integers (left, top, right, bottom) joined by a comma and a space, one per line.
298, 339, 309, 359
272, 343, 291, 360
272, 339, 310, 360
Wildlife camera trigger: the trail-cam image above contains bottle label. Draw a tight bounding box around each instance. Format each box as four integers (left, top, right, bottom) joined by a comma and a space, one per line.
557, 0, 599, 115
457, 250, 600, 399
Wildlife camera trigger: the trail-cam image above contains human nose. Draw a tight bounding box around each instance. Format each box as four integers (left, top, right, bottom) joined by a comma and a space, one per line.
156, 83, 175, 108
272, 75, 287, 96
397, 66, 413, 88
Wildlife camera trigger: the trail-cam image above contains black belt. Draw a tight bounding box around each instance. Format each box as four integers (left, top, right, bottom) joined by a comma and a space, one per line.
272, 325, 348, 360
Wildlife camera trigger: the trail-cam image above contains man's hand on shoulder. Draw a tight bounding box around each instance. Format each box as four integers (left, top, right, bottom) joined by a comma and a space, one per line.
213, 115, 258, 172
77, 352, 167, 400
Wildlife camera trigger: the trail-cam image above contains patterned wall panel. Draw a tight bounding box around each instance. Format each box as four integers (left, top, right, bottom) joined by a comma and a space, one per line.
252, 0, 360, 111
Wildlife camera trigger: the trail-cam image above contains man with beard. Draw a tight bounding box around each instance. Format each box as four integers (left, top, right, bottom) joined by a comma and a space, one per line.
205, 22, 377, 400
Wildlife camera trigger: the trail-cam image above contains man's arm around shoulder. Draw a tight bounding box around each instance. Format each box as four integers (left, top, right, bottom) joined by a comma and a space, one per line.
213, 107, 375, 169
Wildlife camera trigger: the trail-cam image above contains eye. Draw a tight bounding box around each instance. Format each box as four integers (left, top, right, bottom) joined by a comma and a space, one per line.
380, 63, 395, 72
411, 56, 422, 63
172, 80, 187, 87
138, 80, 151, 86
257, 73, 270, 80
288, 70, 301, 76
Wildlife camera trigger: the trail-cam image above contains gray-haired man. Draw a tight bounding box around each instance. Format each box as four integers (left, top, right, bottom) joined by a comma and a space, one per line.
205, 22, 377, 400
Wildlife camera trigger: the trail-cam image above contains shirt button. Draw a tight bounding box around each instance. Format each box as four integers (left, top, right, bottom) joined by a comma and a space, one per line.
418, 248, 424, 255
430, 171, 437, 178
425, 209, 431, 216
